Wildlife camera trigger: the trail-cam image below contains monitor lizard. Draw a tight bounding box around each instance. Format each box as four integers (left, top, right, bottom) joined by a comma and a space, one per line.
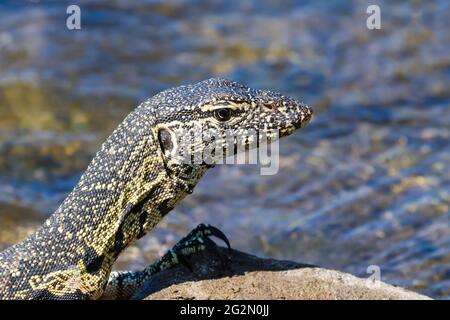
0, 78, 312, 299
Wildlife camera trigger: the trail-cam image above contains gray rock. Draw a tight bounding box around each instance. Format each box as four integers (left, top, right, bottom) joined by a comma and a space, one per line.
133, 247, 430, 300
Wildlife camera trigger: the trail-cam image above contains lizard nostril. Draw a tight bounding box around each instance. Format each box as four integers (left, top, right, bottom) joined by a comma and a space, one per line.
261, 102, 276, 112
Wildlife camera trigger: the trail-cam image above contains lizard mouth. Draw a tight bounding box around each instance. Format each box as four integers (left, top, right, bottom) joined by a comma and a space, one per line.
294, 104, 313, 129
279, 103, 313, 138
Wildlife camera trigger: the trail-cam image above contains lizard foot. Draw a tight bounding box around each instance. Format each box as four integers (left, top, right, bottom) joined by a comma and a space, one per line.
145, 223, 231, 276
104, 224, 231, 299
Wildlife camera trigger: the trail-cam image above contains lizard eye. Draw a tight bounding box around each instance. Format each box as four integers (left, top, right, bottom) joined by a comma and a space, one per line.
213, 108, 233, 122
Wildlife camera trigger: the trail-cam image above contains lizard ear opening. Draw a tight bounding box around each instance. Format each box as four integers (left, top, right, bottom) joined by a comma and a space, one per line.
157, 127, 175, 157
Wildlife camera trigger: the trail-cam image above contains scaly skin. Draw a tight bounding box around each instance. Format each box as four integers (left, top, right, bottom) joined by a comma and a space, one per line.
0, 78, 312, 299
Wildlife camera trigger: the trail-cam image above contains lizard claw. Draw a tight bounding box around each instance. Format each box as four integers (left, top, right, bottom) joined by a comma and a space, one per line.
142, 223, 232, 278
200, 224, 231, 255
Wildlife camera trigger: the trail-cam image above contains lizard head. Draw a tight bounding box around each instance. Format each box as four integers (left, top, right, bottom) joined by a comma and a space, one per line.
150, 78, 313, 173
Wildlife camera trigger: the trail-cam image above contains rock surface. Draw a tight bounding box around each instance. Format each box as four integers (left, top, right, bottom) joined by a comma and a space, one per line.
133, 247, 430, 300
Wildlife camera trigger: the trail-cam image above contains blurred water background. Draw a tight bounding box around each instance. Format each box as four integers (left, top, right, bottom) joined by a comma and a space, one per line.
0, 0, 449, 298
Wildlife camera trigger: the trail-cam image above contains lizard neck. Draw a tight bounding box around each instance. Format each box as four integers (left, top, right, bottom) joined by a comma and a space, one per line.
31, 105, 205, 287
